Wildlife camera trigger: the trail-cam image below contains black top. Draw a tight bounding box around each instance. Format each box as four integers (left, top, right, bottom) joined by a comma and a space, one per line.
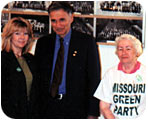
1, 50, 40, 119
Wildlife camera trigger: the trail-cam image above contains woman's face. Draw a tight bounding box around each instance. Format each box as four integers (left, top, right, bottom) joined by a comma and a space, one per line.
116, 39, 137, 64
11, 28, 29, 50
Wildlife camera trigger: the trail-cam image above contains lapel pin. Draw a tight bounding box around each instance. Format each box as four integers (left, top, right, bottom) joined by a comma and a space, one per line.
73, 53, 76, 56
73, 51, 77, 56
74, 51, 77, 54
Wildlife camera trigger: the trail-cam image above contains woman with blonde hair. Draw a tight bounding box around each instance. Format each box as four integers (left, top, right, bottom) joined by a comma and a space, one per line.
94, 34, 146, 119
2, 17, 34, 54
1, 17, 39, 118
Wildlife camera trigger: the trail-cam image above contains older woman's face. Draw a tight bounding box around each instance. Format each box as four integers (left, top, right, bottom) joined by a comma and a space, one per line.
117, 39, 137, 64
11, 28, 29, 50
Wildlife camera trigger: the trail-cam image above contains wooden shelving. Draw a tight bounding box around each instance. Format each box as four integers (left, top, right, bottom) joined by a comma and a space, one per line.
74, 14, 142, 20
2, 9, 48, 16
3, 9, 142, 20
1, 1, 144, 46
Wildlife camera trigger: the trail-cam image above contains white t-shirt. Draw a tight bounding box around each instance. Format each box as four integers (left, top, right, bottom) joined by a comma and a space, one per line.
94, 64, 146, 119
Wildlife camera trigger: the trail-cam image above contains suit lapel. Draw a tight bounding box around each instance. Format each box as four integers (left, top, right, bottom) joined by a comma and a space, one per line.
5, 51, 26, 85
8, 51, 23, 71
66, 30, 79, 92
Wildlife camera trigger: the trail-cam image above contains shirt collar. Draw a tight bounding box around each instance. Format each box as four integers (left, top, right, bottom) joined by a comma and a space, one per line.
118, 61, 141, 74
56, 29, 72, 43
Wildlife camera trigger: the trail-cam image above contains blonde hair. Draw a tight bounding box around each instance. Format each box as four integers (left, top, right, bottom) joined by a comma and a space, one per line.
2, 17, 34, 54
115, 34, 143, 57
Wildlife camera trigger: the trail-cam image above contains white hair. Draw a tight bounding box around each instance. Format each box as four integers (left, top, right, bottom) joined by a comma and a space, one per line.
115, 34, 143, 57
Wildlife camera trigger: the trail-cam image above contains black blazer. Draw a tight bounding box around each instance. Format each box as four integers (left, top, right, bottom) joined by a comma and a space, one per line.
1, 50, 40, 119
35, 29, 101, 118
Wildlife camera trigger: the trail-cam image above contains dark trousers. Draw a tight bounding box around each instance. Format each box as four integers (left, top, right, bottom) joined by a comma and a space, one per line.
40, 96, 87, 119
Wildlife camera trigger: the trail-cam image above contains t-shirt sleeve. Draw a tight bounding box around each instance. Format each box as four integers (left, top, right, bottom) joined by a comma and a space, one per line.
94, 71, 113, 104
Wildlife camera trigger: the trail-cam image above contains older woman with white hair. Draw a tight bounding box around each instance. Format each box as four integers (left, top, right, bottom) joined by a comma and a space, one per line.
94, 34, 146, 119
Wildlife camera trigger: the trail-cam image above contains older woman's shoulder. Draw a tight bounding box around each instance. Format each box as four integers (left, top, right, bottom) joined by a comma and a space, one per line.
140, 63, 146, 70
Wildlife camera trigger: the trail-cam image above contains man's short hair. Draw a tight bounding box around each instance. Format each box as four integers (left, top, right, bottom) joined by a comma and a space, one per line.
48, 1, 74, 14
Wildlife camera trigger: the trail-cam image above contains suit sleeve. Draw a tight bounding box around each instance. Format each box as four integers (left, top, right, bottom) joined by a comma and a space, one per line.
87, 37, 101, 117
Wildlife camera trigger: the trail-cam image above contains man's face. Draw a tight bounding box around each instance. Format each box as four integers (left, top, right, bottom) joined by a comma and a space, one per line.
50, 9, 74, 38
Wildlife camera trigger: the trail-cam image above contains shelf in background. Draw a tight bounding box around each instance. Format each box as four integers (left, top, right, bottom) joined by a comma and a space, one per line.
97, 42, 116, 46
2, 10, 142, 20
74, 14, 143, 20
2, 10, 48, 16
1, 1, 144, 46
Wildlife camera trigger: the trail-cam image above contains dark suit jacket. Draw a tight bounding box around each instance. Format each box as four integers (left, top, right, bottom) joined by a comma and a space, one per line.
35, 29, 101, 118
1, 50, 40, 119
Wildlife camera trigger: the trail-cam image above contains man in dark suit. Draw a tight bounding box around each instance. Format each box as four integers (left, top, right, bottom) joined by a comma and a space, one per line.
35, 1, 101, 119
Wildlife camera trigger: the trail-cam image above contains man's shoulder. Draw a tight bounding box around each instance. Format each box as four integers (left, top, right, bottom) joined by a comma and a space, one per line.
36, 33, 56, 46
72, 30, 92, 36
38, 33, 55, 41
71, 29, 94, 40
